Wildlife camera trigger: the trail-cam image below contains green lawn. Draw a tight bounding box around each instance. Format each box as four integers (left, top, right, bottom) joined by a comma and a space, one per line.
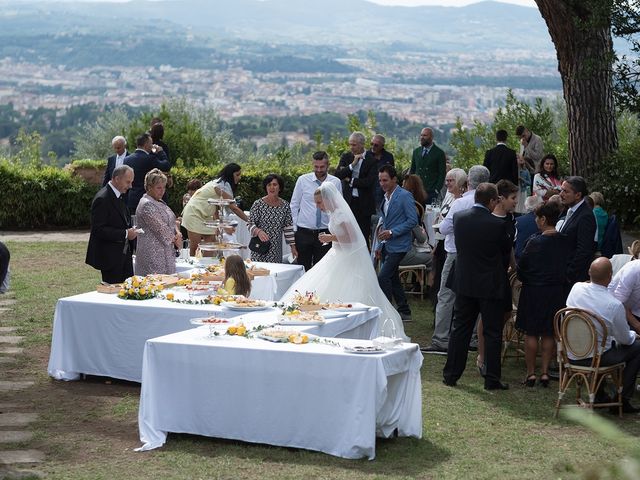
3, 240, 640, 480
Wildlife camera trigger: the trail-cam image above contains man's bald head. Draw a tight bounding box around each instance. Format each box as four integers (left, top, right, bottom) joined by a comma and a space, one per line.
588, 257, 613, 287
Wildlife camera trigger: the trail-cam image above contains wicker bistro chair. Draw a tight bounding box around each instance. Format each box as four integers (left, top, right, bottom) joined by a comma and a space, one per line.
399, 264, 427, 299
553, 307, 625, 418
501, 272, 524, 364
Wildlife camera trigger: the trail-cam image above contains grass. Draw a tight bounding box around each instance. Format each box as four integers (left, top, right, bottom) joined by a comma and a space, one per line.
3, 240, 640, 479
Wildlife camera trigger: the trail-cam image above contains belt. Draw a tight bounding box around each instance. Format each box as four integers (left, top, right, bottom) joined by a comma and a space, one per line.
297, 227, 329, 234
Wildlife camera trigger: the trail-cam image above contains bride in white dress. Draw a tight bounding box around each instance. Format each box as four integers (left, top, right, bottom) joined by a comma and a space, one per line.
282, 182, 409, 341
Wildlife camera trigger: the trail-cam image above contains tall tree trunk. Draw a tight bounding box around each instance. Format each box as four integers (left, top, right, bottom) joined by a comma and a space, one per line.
535, 0, 618, 180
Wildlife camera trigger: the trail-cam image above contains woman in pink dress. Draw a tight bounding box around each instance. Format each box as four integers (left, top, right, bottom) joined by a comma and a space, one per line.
134, 169, 182, 276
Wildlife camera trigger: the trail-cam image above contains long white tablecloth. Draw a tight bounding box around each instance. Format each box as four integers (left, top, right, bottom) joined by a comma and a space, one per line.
174, 261, 303, 301
137, 328, 422, 459
47, 292, 382, 383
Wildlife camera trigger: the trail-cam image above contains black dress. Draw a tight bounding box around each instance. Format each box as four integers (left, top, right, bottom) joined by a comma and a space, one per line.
516, 233, 569, 336
494, 212, 516, 312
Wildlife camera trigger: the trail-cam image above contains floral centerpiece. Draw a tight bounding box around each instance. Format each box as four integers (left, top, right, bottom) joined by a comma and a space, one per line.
118, 275, 162, 300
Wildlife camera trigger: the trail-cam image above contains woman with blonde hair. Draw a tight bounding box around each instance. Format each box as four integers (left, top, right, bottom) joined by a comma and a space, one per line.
134, 169, 182, 276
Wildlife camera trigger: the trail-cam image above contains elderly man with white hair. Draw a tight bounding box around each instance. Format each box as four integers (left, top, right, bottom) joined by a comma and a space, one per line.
422, 165, 490, 354
102, 135, 128, 187
335, 131, 378, 247
514, 195, 544, 261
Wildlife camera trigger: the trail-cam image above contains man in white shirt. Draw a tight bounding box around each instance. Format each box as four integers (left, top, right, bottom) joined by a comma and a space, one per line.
422, 165, 490, 354
566, 257, 640, 413
289, 151, 342, 272
609, 259, 640, 335
102, 136, 128, 187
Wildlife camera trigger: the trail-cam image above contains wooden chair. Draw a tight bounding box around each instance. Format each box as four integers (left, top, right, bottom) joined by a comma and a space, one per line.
501, 272, 524, 364
553, 307, 625, 418
398, 264, 427, 299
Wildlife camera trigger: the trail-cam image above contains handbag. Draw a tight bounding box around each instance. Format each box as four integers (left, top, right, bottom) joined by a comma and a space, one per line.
249, 236, 271, 254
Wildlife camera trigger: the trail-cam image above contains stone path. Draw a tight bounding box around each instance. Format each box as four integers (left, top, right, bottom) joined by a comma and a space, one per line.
0, 293, 44, 478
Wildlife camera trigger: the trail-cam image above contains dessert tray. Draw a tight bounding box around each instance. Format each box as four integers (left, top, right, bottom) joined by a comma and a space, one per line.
343, 345, 385, 354
277, 311, 325, 326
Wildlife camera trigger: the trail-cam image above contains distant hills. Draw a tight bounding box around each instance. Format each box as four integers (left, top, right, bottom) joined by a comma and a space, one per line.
0, 0, 554, 52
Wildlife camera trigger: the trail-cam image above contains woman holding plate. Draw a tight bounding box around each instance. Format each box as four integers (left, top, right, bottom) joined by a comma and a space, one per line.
281, 182, 409, 341
181, 163, 250, 256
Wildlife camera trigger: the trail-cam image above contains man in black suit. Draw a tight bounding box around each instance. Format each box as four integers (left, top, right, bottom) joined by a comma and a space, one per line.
443, 183, 512, 390
483, 129, 518, 185
335, 131, 378, 247
86, 165, 138, 284
559, 176, 597, 287
101, 136, 128, 187
123, 132, 170, 212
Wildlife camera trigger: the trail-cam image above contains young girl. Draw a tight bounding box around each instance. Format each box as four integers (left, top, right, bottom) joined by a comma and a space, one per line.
223, 255, 251, 297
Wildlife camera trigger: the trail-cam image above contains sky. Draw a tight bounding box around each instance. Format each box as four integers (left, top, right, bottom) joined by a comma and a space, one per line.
369, 0, 536, 6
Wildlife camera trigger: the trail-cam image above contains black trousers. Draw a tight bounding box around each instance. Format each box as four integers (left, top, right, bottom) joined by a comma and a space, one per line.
350, 197, 372, 250
443, 293, 504, 387
101, 252, 134, 284
294, 227, 331, 273
571, 339, 640, 400
0, 241, 9, 287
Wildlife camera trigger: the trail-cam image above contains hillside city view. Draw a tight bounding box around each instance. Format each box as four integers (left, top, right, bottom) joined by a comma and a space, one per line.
0, 0, 564, 159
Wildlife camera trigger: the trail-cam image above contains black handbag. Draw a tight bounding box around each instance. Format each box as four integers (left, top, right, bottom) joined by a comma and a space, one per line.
249, 236, 271, 254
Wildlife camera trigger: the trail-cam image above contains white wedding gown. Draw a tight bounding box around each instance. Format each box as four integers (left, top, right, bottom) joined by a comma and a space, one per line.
281, 183, 409, 342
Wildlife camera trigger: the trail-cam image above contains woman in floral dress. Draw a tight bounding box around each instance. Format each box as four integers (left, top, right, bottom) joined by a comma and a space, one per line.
248, 174, 298, 263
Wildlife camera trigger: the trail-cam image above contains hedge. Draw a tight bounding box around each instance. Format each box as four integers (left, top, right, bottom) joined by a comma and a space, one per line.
4, 159, 637, 229
0, 161, 310, 229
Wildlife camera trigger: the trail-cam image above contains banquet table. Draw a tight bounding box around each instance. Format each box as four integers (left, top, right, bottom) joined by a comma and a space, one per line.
174, 260, 304, 300
47, 292, 383, 383
137, 328, 422, 459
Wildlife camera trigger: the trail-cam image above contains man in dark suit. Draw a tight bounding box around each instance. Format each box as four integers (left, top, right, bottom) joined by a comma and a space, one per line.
335, 131, 378, 247
123, 132, 170, 212
483, 129, 518, 185
443, 183, 512, 390
86, 165, 138, 284
368, 134, 395, 211
377, 164, 418, 321
410, 127, 446, 203
101, 136, 128, 187
559, 176, 597, 287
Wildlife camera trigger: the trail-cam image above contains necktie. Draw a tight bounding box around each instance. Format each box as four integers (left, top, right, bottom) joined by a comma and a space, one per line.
422, 147, 428, 157
561, 208, 573, 231
315, 179, 322, 228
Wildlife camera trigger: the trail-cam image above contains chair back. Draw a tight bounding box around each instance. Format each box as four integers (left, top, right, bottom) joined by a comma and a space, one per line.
554, 307, 609, 368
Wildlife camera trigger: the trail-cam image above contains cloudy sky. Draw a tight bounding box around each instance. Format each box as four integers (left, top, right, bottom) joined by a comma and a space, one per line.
370, 0, 536, 6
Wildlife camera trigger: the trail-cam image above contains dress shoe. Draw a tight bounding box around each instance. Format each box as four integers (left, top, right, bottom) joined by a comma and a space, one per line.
484, 382, 509, 391
442, 378, 457, 387
468, 345, 478, 352
547, 366, 560, 380
400, 312, 412, 322
420, 345, 447, 355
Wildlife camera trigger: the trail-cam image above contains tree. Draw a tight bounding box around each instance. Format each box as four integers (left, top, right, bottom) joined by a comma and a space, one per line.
612, 1, 640, 113
535, 0, 618, 180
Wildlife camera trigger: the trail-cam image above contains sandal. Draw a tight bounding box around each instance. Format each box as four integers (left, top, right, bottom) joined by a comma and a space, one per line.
522, 374, 537, 387
539, 373, 550, 388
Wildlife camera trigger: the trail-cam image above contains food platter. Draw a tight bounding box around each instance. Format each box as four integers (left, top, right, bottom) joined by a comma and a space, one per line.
190, 316, 230, 326
206, 198, 235, 206
198, 242, 244, 251
343, 345, 385, 354
221, 300, 270, 311
325, 303, 370, 312
277, 312, 325, 326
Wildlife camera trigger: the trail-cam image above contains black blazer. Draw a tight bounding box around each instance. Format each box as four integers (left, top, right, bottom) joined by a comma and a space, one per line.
123, 149, 170, 211
560, 201, 597, 285
102, 151, 128, 187
85, 186, 131, 272
335, 151, 378, 217
451, 206, 511, 299
483, 144, 518, 185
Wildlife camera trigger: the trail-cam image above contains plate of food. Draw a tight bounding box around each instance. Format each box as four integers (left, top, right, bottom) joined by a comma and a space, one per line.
190, 316, 230, 326
343, 345, 385, 354
324, 303, 370, 312
277, 311, 325, 326
318, 310, 349, 319
221, 297, 270, 311
207, 197, 235, 206
257, 328, 314, 344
